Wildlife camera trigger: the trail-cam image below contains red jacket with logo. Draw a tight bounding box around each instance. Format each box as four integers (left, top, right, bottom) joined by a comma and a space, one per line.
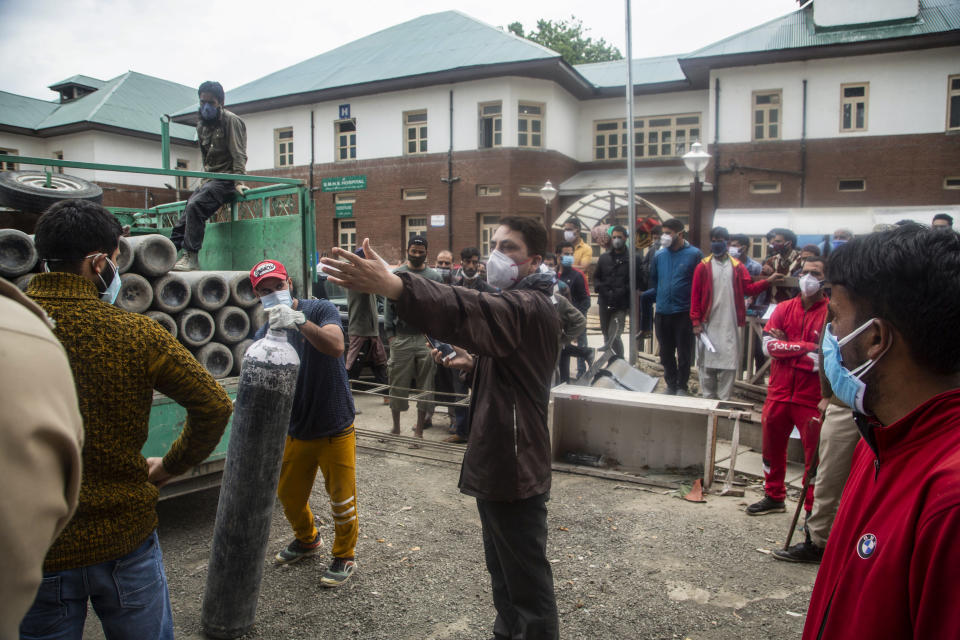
803, 390, 960, 640
762, 295, 828, 408
689, 255, 770, 327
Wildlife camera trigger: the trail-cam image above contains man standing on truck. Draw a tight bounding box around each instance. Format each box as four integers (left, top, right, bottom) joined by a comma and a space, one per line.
170, 80, 247, 271
21, 199, 233, 639
249, 259, 359, 587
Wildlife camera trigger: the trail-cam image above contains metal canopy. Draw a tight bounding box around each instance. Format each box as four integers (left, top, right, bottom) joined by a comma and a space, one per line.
551, 189, 675, 230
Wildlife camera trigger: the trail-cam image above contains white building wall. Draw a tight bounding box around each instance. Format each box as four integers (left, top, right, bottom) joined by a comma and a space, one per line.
710, 46, 960, 143
0, 132, 49, 171
90, 133, 201, 188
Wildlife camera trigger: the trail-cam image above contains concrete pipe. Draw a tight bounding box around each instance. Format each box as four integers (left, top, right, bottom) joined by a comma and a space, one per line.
151, 272, 192, 314
214, 305, 251, 345
205, 271, 259, 308
127, 234, 177, 277
145, 310, 177, 339
114, 272, 153, 314
15, 272, 36, 292
177, 308, 215, 348
193, 342, 234, 379
0, 228, 38, 278
231, 339, 253, 376
116, 236, 133, 274
176, 271, 230, 311
247, 304, 268, 334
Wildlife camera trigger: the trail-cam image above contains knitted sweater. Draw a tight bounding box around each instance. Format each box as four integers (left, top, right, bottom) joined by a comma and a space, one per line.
27, 272, 233, 571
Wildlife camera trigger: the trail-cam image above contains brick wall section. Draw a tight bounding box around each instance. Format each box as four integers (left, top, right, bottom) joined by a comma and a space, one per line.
97, 181, 185, 209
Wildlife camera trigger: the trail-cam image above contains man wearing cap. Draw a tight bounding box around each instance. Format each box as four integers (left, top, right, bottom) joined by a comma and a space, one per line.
249, 259, 359, 588
385, 236, 443, 442
170, 80, 248, 271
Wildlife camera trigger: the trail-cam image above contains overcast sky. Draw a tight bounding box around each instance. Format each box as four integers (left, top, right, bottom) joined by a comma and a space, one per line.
0, 0, 801, 101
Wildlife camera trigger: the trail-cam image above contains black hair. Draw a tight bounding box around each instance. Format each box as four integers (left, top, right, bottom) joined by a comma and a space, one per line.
709, 226, 729, 241
662, 218, 684, 234
933, 213, 954, 227
769, 227, 797, 247
35, 199, 122, 271
801, 244, 821, 256
563, 218, 582, 230
499, 216, 547, 257
803, 255, 826, 269
827, 224, 960, 375
650, 225, 663, 235
198, 81, 225, 105
731, 233, 751, 248
544, 252, 557, 262
556, 241, 573, 253
611, 225, 627, 236
460, 246, 480, 261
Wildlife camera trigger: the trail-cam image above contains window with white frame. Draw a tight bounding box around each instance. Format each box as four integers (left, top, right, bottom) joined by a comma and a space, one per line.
52, 150, 64, 174
948, 75, 960, 131
405, 216, 428, 244
479, 214, 502, 257
402, 188, 427, 200
749, 180, 781, 194
337, 219, 357, 252
275, 127, 294, 167
838, 178, 866, 192
945, 176, 960, 190
594, 116, 701, 160
840, 83, 869, 132
175, 159, 189, 190
753, 90, 781, 141
0, 148, 18, 171
479, 102, 502, 148
404, 111, 428, 155
335, 119, 357, 161
477, 184, 501, 197
518, 102, 544, 148
518, 185, 542, 197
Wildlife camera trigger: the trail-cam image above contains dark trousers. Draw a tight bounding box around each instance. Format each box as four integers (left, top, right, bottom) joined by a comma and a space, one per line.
640, 289, 656, 332
598, 305, 626, 356
170, 179, 235, 252
476, 493, 559, 640
558, 329, 590, 383
452, 375, 470, 439
655, 311, 695, 391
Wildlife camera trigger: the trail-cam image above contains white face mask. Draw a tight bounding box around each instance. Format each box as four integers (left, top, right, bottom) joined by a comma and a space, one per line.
728, 247, 741, 259
563, 230, 577, 242
486, 249, 528, 290
799, 273, 822, 297
261, 288, 293, 309
660, 234, 673, 248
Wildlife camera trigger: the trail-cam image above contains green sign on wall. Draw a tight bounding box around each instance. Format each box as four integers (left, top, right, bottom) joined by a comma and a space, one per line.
322, 175, 367, 192
335, 202, 354, 218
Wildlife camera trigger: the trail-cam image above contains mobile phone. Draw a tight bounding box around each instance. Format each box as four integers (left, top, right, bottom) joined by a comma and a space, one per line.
425, 335, 456, 361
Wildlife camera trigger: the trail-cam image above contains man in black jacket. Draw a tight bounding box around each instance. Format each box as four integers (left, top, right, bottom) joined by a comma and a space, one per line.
594, 225, 642, 356
323, 217, 561, 640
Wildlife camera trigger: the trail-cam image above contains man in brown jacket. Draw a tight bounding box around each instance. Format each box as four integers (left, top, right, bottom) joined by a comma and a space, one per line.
0, 278, 83, 638
323, 216, 562, 640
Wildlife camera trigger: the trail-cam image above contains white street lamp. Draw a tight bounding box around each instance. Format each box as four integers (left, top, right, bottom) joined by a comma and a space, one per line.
539, 180, 557, 204
682, 141, 711, 178
682, 141, 712, 251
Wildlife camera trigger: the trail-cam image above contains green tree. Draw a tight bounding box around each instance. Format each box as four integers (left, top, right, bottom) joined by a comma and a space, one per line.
507, 16, 623, 65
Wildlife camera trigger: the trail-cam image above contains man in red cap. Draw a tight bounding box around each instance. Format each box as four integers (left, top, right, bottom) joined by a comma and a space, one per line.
249, 259, 359, 587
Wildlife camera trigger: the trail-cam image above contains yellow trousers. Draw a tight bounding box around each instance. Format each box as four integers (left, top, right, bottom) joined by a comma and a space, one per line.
277, 428, 358, 559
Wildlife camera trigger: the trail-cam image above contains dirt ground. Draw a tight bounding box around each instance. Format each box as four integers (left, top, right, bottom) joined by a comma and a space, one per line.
79, 386, 817, 640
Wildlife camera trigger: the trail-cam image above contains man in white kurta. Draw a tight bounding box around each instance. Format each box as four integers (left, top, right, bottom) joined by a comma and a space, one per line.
698, 255, 739, 400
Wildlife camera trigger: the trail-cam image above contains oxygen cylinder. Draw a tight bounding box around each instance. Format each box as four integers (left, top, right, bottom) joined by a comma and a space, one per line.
200, 329, 300, 639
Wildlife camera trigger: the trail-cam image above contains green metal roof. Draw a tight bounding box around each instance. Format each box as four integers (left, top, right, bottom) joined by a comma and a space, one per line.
0, 72, 196, 140
175, 11, 563, 115
574, 55, 687, 89
683, 0, 960, 60
48, 75, 107, 90
0, 91, 59, 129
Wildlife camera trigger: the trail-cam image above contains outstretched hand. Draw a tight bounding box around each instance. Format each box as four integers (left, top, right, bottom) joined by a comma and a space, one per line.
320, 238, 405, 299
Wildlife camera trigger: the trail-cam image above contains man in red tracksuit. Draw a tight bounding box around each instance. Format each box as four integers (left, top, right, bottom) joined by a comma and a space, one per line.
803, 224, 960, 639
747, 256, 828, 516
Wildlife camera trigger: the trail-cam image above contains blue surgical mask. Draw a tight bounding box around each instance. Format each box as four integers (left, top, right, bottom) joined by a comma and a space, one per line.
561, 255, 574, 267
831, 239, 848, 249
710, 240, 727, 256
200, 103, 219, 121
822, 319, 889, 414
260, 288, 293, 309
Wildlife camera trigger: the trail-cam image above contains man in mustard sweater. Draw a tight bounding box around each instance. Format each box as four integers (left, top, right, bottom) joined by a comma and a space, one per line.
20, 199, 233, 639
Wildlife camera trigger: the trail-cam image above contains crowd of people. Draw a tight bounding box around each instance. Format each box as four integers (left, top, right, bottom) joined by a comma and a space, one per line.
2, 195, 958, 640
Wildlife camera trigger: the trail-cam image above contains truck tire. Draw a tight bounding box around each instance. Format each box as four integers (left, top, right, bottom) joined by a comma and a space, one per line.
0, 171, 103, 213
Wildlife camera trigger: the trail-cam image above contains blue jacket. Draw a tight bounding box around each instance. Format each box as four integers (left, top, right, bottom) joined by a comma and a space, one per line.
649, 241, 702, 314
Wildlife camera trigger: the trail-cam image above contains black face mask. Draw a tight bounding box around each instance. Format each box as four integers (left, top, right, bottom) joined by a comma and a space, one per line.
407, 254, 426, 268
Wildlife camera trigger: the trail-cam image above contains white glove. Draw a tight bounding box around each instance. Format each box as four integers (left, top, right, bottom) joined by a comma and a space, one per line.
268, 305, 306, 330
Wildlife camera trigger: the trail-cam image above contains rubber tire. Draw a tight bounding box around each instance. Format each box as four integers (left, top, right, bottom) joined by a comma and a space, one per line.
0, 171, 103, 213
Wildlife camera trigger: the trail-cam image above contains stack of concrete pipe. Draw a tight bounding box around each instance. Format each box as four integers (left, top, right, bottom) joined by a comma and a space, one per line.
4, 231, 261, 379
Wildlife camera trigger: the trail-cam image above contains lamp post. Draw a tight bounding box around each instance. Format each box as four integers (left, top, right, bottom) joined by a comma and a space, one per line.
682, 141, 711, 251
539, 179, 557, 230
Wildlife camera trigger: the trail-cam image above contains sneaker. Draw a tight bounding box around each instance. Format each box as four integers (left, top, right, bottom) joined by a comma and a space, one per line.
443, 434, 467, 443
320, 557, 357, 587
746, 496, 787, 516
772, 538, 824, 564
171, 250, 200, 272
274, 533, 322, 564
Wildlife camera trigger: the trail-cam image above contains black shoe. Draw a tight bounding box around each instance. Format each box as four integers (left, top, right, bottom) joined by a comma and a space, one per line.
675, 388, 690, 397
746, 496, 786, 516
772, 538, 824, 563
